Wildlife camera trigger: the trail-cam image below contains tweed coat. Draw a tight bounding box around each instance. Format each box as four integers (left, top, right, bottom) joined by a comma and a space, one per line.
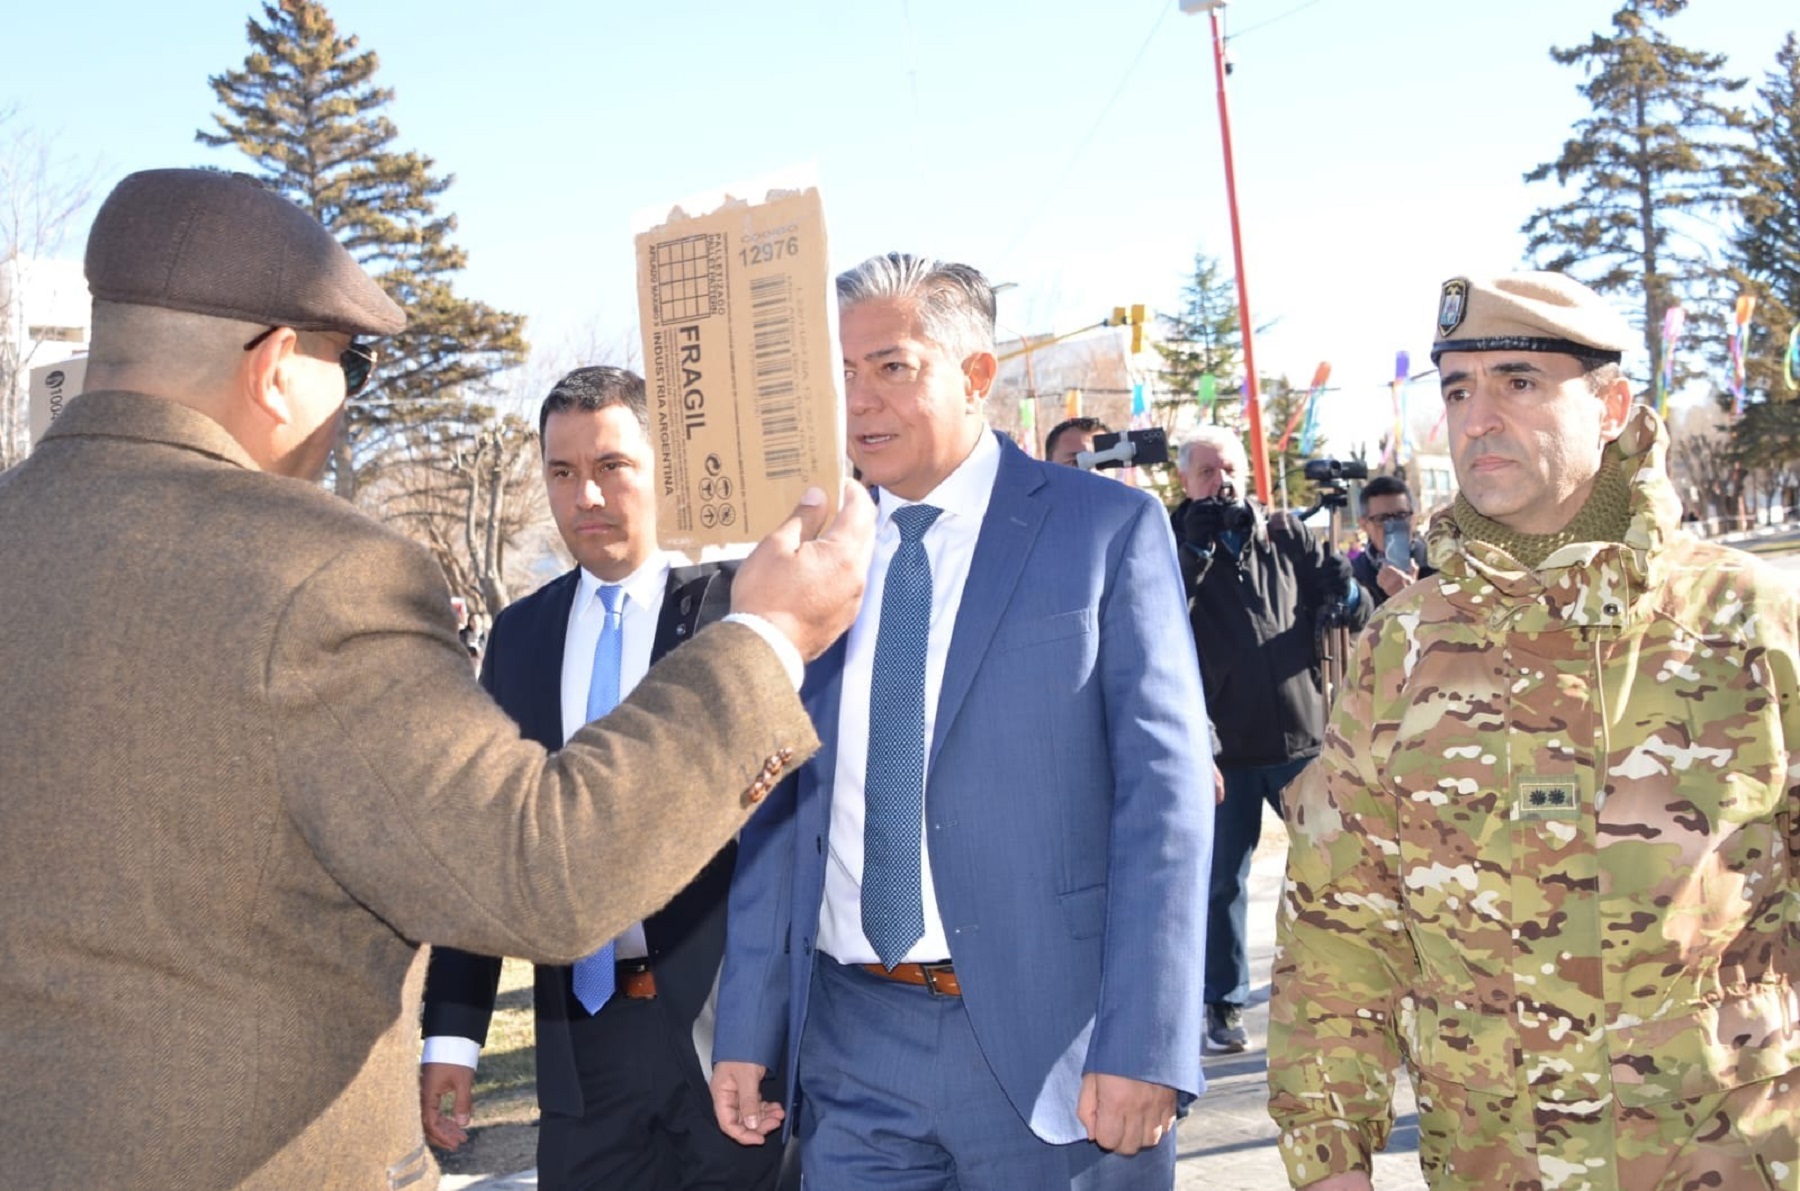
0, 390, 817, 1190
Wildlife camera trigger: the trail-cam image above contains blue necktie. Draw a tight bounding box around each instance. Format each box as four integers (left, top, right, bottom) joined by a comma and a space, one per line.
571, 584, 625, 1014
862, 504, 943, 969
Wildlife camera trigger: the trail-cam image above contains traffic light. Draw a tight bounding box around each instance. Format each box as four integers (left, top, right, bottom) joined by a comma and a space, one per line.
1106, 304, 1148, 353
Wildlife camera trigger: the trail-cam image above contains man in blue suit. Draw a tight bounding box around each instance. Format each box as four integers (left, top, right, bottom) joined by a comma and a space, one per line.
710, 254, 1212, 1189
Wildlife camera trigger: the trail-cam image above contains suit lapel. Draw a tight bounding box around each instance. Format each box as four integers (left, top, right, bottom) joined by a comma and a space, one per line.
930, 435, 1048, 770
530, 570, 581, 748
654, 564, 722, 661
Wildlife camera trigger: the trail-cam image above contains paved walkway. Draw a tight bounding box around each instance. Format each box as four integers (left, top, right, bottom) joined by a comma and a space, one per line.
446, 828, 1428, 1191
1171, 831, 1425, 1191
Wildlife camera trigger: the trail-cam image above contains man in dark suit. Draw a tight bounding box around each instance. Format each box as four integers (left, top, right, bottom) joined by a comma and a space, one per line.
421, 367, 782, 1190
710, 255, 1212, 1190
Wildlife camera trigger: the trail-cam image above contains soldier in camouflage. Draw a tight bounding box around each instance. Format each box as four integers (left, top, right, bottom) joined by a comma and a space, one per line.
1266, 272, 1800, 1191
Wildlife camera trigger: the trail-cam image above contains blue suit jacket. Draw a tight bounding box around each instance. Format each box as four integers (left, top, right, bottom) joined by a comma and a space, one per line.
715, 433, 1212, 1144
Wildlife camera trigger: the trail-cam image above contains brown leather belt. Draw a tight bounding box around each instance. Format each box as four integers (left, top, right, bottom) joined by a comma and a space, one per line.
859, 961, 961, 996
616, 957, 657, 1000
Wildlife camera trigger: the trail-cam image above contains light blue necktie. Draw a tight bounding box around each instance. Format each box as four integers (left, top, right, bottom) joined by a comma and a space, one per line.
862, 504, 943, 969
571, 583, 624, 1014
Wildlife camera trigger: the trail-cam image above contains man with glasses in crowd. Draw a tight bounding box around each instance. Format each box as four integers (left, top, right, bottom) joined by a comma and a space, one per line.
1349, 474, 1434, 609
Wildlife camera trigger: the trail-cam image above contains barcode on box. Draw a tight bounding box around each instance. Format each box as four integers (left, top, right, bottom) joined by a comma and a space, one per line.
750, 274, 801, 479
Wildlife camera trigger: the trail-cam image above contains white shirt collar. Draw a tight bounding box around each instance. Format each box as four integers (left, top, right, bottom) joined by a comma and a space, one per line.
574, 551, 671, 613
876, 426, 1000, 529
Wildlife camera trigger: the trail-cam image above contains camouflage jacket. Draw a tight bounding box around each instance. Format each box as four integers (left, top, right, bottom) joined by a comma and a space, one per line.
1267, 406, 1800, 1190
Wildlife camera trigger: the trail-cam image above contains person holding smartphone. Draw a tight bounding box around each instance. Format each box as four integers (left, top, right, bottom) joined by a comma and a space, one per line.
1350, 475, 1434, 608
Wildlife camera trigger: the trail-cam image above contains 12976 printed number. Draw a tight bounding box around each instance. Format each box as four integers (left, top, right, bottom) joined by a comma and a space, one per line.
740, 237, 800, 267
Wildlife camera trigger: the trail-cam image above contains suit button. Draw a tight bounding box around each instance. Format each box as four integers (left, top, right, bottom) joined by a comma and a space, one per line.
815, 835, 823, 853
803, 939, 813, 955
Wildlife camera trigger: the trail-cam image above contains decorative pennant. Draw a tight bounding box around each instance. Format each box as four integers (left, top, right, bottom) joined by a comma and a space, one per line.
1275, 361, 1330, 454
1656, 305, 1686, 417
1389, 351, 1411, 466
1299, 361, 1330, 456
1729, 294, 1757, 416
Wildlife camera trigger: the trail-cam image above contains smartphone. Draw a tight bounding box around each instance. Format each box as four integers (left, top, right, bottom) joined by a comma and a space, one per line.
1382, 517, 1413, 570
1085, 427, 1170, 469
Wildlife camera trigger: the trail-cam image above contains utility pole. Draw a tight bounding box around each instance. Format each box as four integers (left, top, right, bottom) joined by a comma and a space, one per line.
1180, 0, 1271, 505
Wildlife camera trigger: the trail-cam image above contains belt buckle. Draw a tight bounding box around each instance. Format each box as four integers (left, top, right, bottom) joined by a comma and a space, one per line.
919, 963, 951, 996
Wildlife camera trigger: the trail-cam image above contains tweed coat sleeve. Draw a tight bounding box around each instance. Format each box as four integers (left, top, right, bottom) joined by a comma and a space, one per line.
264, 533, 819, 965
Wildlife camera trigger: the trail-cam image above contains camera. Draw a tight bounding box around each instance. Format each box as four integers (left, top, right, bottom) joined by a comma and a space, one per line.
1302, 458, 1370, 483
1182, 482, 1256, 549
1299, 456, 1370, 516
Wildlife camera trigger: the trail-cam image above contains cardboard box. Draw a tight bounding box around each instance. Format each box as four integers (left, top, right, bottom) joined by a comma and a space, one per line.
29, 355, 87, 450
635, 179, 843, 550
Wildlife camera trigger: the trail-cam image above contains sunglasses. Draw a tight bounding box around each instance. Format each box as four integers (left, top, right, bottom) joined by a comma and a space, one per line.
243, 327, 379, 397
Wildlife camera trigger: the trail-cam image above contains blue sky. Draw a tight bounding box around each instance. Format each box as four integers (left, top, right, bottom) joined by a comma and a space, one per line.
8, 0, 1794, 455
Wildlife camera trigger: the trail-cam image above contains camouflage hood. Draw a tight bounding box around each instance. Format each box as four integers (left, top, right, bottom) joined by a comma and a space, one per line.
1423, 403, 1684, 628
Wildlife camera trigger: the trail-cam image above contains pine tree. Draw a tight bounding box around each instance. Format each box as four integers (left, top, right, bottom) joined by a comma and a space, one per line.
1521, 0, 1750, 393
1156, 249, 1241, 428
1725, 33, 1800, 409
196, 0, 528, 509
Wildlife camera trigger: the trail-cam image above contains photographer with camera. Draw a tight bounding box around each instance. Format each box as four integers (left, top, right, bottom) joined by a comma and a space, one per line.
1172, 426, 1367, 1055
1351, 475, 1435, 609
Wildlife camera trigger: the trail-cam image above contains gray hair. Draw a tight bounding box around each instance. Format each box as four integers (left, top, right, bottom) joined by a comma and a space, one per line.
836, 253, 996, 361
1177, 425, 1249, 480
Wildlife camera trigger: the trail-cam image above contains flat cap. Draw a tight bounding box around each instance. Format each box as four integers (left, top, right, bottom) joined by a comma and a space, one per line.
85, 168, 405, 337
1430, 272, 1633, 365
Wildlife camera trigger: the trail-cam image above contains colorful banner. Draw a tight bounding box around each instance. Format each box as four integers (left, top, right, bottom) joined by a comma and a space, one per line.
1131, 381, 1147, 422
1729, 294, 1757, 415
1064, 388, 1082, 419
1656, 305, 1685, 417
1274, 361, 1329, 454
1197, 374, 1217, 411
1786, 322, 1800, 394
1388, 351, 1410, 467
1018, 391, 1037, 456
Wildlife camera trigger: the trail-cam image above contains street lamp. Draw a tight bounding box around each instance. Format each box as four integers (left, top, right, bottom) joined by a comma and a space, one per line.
1180, 0, 1271, 505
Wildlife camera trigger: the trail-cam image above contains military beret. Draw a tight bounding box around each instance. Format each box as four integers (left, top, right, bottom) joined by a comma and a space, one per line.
85, 168, 405, 337
1430, 272, 1634, 365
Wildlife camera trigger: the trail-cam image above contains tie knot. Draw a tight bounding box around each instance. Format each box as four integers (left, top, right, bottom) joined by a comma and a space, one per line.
891, 504, 942, 544
597, 585, 624, 615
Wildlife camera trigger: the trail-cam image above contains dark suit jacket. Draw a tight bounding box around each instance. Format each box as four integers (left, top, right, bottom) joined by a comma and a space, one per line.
422, 562, 740, 1115
0, 392, 815, 1191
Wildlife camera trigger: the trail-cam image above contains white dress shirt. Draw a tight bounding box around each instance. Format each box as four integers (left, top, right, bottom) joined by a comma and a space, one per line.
816, 429, 999, 965
423, 554, 671, 1070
